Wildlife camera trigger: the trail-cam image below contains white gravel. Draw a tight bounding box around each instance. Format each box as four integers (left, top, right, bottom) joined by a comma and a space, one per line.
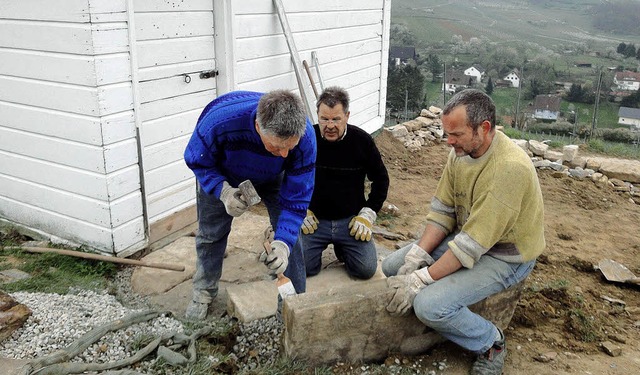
0, 289, 183, 363
0, 267, 285, 374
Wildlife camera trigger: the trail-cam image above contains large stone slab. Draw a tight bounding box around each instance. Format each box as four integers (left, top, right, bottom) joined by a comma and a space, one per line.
132, 212, 270, 296
598, 157, 640, 183
282, 278, 525, 365
131, 236, 197, 295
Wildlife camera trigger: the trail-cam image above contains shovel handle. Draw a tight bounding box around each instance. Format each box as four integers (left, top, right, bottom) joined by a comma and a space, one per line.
14, 247, 185, 272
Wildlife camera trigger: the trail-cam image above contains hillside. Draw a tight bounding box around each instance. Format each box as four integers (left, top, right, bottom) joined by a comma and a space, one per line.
391, 0, 638, 50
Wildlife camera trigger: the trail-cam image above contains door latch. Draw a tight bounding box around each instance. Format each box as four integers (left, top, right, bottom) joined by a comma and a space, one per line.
199, 70, 219, 79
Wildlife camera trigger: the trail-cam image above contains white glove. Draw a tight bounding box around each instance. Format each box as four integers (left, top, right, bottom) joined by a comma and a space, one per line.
259, 240, 290, 275
386, 267, 436, 317
219, 181, 249, 217
348, 207, 376, 241
301, 210, 319, 234
397, 243, 435, 275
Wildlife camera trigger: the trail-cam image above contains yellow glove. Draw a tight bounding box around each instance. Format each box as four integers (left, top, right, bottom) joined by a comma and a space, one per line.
301, 210, 319, 234
348, 207, 376, 241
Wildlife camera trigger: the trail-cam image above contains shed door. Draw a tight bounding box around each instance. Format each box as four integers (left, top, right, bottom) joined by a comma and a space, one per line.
133, 1, 217, 243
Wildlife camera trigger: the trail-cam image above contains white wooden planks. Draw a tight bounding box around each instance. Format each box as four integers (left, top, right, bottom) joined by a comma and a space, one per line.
0, 76, 133, 116
135, 12, 213, 41
0, 0, 127, 23
0, 21, 128, 54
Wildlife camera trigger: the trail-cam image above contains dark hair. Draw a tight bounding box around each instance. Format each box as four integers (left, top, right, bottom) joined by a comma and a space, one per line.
256, 90, 307, 138
316, 86, 350, 113
443, 89, 496, 131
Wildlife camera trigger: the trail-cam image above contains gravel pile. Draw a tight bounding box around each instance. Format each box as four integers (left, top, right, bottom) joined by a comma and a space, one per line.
0, 289, 183, 364
0, 268, 284, 374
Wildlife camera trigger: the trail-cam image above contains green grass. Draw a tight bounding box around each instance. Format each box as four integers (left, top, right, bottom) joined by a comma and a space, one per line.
0, 247, 118, 294
503, 126, 640, 159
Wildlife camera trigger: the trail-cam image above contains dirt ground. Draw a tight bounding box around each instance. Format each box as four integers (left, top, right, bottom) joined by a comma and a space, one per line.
363, 131, 640, 375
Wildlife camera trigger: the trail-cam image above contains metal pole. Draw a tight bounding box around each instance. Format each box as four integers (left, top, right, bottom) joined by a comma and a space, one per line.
515, 65, 523, 129
404, 88, 408, 121
591, 68, 603, 137
442, 62, 446, 106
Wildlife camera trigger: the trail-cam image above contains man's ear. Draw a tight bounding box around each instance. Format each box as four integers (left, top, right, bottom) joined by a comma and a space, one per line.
481, 120, 492, 134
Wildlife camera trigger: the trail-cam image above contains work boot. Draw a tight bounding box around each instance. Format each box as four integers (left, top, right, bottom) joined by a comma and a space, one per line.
185, 300, 209, 321
470, 329, 506, 375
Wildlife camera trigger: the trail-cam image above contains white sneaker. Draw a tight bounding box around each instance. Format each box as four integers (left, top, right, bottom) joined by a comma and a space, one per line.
185, 300, 209, 321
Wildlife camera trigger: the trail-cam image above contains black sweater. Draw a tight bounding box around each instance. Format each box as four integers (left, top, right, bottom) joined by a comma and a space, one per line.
309, 124, 389, 220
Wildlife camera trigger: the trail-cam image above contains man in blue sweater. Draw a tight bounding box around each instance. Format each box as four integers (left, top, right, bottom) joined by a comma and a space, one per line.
184, 90, 316, 320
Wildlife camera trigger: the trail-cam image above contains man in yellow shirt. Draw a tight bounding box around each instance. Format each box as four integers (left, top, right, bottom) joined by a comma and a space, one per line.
383, 89, 545, 375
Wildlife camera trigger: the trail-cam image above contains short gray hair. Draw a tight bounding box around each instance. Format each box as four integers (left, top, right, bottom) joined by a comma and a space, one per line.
256, 90, 307, 138
316, 86, 350, 113
443, 89, 496, 132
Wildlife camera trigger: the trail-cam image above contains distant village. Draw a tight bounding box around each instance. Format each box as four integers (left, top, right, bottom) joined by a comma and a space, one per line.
389, 45, 640, 133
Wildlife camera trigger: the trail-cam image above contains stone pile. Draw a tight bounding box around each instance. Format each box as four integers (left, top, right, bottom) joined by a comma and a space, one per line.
386, 109, 640, 205
386, 106, 445, 152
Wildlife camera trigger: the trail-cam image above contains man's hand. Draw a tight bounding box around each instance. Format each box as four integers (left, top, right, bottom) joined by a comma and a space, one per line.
259, 240, 289, 275
386, 267, 436, 316
301, 210, 319, 234
348, 207, 376, 241
398, 243, 435, 275
220, 181, 249, 217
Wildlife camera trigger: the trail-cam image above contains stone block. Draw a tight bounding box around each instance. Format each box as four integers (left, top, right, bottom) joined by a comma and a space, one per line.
544, 150, 564, 162
528, 140, 548, 157
1, 291, 31, 343
282, 278, 525, 365
227, 280, 278, 322
562, 145, 579, 162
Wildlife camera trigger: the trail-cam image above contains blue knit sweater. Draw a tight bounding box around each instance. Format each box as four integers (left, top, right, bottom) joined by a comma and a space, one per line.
184, 91, 317, 251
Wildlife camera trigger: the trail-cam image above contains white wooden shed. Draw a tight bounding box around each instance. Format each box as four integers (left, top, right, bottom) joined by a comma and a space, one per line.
0, 0, 391, 256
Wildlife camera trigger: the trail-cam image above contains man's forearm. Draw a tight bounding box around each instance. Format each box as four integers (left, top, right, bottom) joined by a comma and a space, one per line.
428, 249, 462, 280
417, 223, 447, 254
417, 223, 462, 280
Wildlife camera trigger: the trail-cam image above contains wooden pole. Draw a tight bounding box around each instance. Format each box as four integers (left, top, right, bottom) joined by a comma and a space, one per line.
12, 247, 185, 272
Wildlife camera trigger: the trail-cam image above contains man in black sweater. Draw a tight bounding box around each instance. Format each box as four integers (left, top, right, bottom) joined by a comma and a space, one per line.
301, 86, 390, 279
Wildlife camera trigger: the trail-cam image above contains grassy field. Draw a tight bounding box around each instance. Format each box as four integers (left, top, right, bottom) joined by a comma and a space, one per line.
391, 0, 633, 50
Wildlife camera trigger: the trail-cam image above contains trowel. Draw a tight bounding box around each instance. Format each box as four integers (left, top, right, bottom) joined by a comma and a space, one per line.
598, 259, 640, 285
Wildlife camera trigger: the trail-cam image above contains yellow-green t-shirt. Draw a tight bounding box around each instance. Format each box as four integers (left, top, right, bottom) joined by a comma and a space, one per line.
426, 131, 545, 268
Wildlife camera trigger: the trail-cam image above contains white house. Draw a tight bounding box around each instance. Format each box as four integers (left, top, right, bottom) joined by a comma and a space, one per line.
464, 65, 485, 84
503, 70, 520, 88
613, 71, 640, 91
533, 95, 561, 121
0, 0, 392, 256
618, 107, 640, 131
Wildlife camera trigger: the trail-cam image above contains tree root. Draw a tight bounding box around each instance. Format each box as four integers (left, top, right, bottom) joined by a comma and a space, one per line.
19, 310, 172, 375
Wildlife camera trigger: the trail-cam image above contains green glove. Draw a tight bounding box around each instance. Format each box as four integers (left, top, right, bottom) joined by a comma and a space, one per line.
348, 207, 376, 241
398, 243, 435, 275
386, 267, 436, 317
219, 181, 249, 217
301, 210, 319, 234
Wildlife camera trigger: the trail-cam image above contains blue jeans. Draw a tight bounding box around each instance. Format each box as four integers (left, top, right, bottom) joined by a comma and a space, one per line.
381, 234, 535, 354
192, 177, 306, 303
302, 217, 377, 280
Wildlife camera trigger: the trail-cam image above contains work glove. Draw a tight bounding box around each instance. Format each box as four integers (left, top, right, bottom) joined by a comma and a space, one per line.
301, 210, 319, 234
348, 207, 376, 241
259, 240, 290, 275
219, 181, 249, 217
397, 243, 435, 275
386, 267, 436, 317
